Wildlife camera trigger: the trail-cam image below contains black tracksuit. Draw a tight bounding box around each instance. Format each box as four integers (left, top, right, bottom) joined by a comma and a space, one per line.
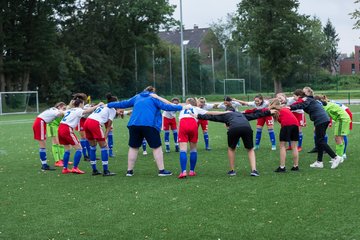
290, 96, 336, 161
198, 110, 271, 149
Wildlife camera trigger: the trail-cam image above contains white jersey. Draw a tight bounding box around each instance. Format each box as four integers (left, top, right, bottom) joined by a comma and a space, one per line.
61, 108, 85, 128
162, 110, 177, 119
82, 104, 92, 118
38, 107, 62, 123
179, 105, 207, 121
88, 106, 116, 124
286, 97, 304, 114
246, 100, 269, 109
200, 103, 215, 111
218, 101, 242, 111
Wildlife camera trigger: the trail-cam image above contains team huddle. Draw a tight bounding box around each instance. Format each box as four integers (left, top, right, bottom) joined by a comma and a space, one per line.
32, 86, 352, 178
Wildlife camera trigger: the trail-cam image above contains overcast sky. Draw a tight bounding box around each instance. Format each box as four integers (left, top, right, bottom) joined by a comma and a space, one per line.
168, 0, 359, 55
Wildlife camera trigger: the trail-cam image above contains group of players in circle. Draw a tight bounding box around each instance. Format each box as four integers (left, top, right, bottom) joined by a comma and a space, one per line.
32, 86, 352, 178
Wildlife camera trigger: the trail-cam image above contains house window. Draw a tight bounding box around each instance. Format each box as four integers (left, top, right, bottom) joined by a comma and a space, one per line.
352, 63, 355, 74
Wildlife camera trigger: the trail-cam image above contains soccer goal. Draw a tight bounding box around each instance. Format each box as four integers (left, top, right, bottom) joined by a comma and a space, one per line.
0, 91, 39, 115
223, 79, 246, 96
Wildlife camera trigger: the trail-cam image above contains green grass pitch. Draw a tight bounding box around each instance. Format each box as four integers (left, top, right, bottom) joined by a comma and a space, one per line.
1, 106, 360, 239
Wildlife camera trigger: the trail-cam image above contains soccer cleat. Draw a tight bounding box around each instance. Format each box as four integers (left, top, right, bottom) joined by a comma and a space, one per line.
342, 154, 347, 162
178, 172, 187, 179
103, 170, 116, 176
297, 147, 302, 152
254, 145, 260, 150
92, 169, 102, 176
307, 148, 318, 153
71, 168, 85, 174
331, 156, 342, 169
274, 166, 286, 173
165, 149, 170, 153
83, 156, 90, 162
286, 146, 292, 151
41, 165, 56, 171
175, 146, 179, 152
205, 147, 212, 151
68, 161, 73, 165
143, 151, 148, 155
291, 166, 299, 171
250, 170, 260, 177
158, 169, 172, 176
126, 170, 134, 177
189, 171, 196, 177
271, 145, 276, 151
62, 168, 71, 174
310, 161, 323, 168
54, 160, 64, 167
227, 170, 236, 176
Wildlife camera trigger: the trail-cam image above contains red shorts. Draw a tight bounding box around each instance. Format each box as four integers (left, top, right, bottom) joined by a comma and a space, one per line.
162, 117, 177, 131
33, 117, 46, 141
197, 119, 208, 131
178, 118, 198, 143
256, 116, 274, 127
84, 118, 105, 141
58, 123, 80, 145
345, 108, 353, 130
75, 118, 86, 131
293, 112, 306, 127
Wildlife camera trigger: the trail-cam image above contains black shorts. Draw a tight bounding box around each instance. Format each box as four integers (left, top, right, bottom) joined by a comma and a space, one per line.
279, 125, 299, 142
227, 126, 253, 149
128, 126, 162, 148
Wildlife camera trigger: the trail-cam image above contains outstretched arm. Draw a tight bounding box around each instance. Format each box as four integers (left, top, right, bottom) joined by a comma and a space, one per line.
151, 93, 172, 105
243, 109, 275, 121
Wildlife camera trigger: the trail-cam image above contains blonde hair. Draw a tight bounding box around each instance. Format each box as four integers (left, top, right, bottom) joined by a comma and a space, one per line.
303, 87, 314, 96
186, 98, 197, 106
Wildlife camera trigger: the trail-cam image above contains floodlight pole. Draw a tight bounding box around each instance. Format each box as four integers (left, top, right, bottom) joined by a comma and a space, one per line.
180, 0, 186, 101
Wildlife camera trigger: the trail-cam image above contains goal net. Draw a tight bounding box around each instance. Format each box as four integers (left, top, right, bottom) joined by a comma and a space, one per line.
222, 79, 246, 96
0, 91, 39, 115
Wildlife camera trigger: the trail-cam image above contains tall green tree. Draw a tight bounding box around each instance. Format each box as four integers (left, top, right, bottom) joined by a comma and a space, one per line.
320, 19, 340, 75
233, 0, 306, 93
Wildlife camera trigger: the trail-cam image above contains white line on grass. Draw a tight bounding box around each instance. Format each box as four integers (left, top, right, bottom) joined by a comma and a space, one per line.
0, 119, 34, 125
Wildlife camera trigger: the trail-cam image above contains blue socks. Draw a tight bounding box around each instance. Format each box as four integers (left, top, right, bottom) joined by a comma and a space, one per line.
190, 151, 197, 171
204, 132, 209, 149
180, 151, 187, 172
298, 131, 303, 148
268, 129, 276, 147
108, 131, 114, 156
101, 147, 109, 171
90, 146, 97, 170
164, 130, 170, 151
73, 149, 82, 168
255, 128, 262, 146
80, 139, 89, 158
63, 150, 71, 169
39, 148, 47, 167
343, 135, 348, 155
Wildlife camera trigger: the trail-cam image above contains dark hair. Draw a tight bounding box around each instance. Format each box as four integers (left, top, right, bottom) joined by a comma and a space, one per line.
144, 86, 156, 92
72, 93, 87, 101
171, 97, 180, 103
105, 93, 118, 103
293, 89, 305, 98
224, 96, 232, 102
73, 98, 84, 107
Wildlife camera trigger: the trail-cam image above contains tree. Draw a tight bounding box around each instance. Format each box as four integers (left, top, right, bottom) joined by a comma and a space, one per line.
351, 0, 360, 29
233, 0, 307, 93
320, 19, 340, 75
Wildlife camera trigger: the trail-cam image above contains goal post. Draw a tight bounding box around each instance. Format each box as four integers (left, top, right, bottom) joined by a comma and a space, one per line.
223, 79, 246, 96
0, 91, 39, 115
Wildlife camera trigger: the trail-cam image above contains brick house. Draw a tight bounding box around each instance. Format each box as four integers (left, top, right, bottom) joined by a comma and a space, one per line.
158, 25, 222, 64
339, 46, 360, 75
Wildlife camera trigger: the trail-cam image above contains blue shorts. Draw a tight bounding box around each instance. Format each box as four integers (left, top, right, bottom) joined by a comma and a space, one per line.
128, 126, 161, 148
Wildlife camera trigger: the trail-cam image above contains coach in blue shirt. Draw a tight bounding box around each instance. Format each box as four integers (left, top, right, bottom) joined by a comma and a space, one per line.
107, 86, 183, 177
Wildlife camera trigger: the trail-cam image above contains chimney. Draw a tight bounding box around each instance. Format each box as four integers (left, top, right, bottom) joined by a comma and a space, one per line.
194, 24, 199, 30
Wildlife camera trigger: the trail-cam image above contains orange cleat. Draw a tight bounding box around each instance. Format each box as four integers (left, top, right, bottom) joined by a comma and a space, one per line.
189, 171, 196, 177
55, 160, 64, 167
62, 168, 71, 174
178, 172, 187, 179
71, 168, 85, 174
68, 161, 73, 165
286, 146, 292, 151
297, 147, 302, 152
